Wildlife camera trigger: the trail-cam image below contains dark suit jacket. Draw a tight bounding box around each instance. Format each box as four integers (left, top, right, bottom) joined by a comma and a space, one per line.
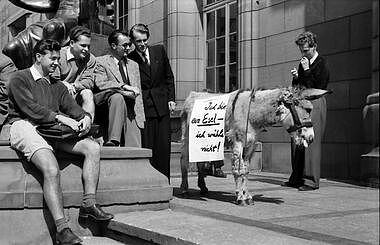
128, 45, 175, 118
94, 54, 145, 129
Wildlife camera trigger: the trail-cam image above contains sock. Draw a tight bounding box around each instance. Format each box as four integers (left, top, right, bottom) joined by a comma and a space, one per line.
55, 218, 69, 233
82, 193, 96, 207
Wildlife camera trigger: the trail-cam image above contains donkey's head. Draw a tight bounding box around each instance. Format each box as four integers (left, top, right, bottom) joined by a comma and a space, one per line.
276, 87, 331, 147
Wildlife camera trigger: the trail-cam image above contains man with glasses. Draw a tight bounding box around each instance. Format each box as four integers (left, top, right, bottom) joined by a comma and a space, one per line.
128, 23, 175, 181
94, 30, 144, 147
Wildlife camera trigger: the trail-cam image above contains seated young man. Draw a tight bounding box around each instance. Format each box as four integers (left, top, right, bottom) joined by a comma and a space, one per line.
7, 39, 113, 245
54, 26, 96, 121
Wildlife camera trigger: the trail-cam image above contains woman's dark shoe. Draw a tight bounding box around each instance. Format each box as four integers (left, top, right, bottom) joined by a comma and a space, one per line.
79, 204, 114, 221
244, 198, 254, 206
199, 187, 209, 197
298, 185, 318, 191
56, 227, 82, 245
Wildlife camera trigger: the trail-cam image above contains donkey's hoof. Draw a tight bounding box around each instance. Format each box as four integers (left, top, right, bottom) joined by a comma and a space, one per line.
244, 198, 254, 205
235, 200, 246, 206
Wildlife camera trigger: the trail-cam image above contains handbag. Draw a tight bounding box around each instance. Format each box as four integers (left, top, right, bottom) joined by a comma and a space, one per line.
36, 123, 100, 140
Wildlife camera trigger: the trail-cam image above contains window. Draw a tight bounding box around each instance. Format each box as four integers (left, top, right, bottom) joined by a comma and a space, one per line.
205, 1, 237, 93
117, 0, 128, 31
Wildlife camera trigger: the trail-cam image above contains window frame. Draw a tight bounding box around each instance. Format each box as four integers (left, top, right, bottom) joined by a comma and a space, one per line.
203, 0, 237, 93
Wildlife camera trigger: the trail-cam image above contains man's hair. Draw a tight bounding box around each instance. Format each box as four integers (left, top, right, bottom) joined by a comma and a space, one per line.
129, 23, 150, 40
33, 39, 61, 59
108, 29, 129, 46
69, 26, 91, 42
295, 31, 317, 47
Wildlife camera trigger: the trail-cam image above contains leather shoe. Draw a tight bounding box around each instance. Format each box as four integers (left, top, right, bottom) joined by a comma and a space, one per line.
281, 181, 301, 188
79, 204, 114, 221
298, 185, 318, 191
213, 168, 227, 178
56, 228, 82, 245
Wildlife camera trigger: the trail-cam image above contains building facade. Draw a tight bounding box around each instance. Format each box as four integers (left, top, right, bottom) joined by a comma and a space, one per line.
0, 0, 378, 182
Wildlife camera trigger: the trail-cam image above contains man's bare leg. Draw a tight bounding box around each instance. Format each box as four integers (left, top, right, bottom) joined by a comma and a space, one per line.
31, 148, 65, 221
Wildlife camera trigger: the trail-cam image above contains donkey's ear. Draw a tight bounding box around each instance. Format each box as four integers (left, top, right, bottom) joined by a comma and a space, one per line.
301, 88, 332, 100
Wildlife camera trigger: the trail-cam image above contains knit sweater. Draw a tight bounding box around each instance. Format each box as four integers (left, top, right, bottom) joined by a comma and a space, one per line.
7, 69, 88, 125
292, 55, 329, 89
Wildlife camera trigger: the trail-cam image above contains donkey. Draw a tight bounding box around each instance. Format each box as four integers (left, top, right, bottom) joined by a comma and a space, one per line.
179, 86, 330, 205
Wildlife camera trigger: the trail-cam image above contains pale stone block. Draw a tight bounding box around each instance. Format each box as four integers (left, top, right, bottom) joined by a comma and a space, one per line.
257, 61, 296, 88
326, 0, 372, 21
240, 40, 252, 68
326, 82, 349, 110
349, 79, 372, 109
252, 38, 266, 67
350, 12, 372, 49
285, 0, 324, 31
178, 36, 198, 59
168, 0, 178, 14
266, 29, 304, 65
239, 0, 252, 12
176, 81, 197, 100
252, 0, 286, 10
167, 13, 177, 37
176, 59, 198, 81
259, 2, 285, 38
251, 10, 260, 39
149, 21, 165, 44
152, 0, 165, 22
326, 49, 372, 82
309, 18, 350, 55
167, 36, 177, 59
176, 0, 199, 12
178, 13, 199, 36
239, 11, 252, 41
241, 68, 252, 89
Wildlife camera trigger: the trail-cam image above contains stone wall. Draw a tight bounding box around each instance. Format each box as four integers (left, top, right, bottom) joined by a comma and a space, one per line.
237, 0, 374, 181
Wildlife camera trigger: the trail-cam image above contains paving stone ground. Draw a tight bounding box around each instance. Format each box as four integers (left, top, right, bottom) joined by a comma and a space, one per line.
113, 172, 379, 245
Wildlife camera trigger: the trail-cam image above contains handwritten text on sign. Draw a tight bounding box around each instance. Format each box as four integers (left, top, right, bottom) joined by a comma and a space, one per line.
189, 94, 230, 162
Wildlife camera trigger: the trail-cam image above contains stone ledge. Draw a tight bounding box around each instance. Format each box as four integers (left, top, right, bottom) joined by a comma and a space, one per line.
0, 146, 172, 209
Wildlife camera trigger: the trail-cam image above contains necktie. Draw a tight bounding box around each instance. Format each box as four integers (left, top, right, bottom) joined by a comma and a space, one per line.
118, 59, 129, 85
142, 52, 149, 65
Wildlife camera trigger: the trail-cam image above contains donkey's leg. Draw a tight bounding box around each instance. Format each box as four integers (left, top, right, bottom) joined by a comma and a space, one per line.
231, 141, 245, 204
240, 144, 257, 205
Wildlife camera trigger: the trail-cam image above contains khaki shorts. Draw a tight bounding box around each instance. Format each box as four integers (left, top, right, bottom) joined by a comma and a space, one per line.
9, 120, 53, 161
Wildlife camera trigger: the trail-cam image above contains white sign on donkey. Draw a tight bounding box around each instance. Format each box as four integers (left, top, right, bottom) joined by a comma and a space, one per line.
189, 94, 230, 162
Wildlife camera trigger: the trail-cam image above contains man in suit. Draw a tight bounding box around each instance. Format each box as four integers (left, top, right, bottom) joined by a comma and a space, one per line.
0, 53, 17, 129
128, 23, 175, 180
53, 26, 96, 120
94, 29, 144, 147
